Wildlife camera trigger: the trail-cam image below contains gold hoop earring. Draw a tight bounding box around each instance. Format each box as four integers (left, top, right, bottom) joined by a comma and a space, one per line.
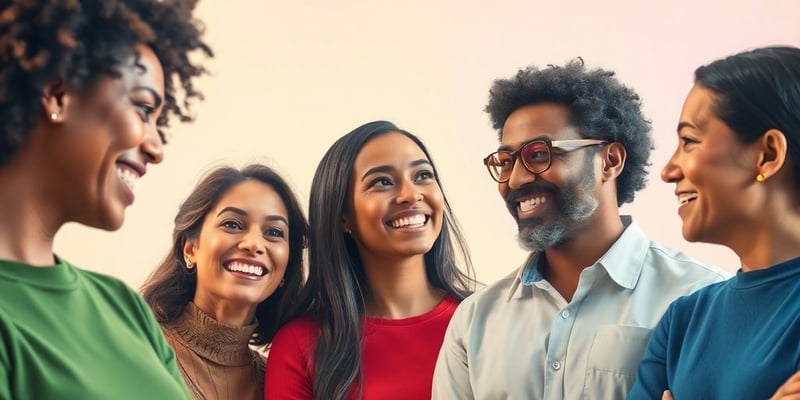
756, 173, 766, 183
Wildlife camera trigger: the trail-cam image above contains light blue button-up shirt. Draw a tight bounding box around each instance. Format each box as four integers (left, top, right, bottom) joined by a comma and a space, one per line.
432, 216, 729, 400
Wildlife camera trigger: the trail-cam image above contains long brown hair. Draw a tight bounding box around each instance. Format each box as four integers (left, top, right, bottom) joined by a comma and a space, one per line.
141, 164, 309, 345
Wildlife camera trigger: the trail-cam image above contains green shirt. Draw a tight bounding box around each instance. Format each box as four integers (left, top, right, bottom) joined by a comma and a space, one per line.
0, 257, 190, 399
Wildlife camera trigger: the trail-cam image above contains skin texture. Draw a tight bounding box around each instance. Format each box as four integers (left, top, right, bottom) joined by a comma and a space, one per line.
346, 132, 444, 266
41, 43, 166, 232
498, 103, 600, 251
493, 102, 627, 301
661, 84, 764, 246
184, 180, 291, 326
0, 44, 166, 265
771, 372, 800, 400
345, 131, 446, 318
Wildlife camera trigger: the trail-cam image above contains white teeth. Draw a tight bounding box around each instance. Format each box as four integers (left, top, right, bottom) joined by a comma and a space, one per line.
519, 196, 547, 212
678, 193, 698, 205
226, 262, 266, 277
390, 214, 426, 228
116, 167, 138, 191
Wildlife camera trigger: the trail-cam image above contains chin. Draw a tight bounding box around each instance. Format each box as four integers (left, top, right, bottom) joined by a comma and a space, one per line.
401, 243, 436, 256
93, 205, 127, 232
680, 224, 702, 243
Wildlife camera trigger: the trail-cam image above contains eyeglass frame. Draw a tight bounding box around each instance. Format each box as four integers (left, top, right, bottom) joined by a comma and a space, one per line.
482, 138, 609, 183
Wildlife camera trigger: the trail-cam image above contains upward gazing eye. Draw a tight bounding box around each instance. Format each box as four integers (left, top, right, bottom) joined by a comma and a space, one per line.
221, 220, 243, 230
523, 143, 550, 163
415, 169, 435, 182
368, 177, 393, 188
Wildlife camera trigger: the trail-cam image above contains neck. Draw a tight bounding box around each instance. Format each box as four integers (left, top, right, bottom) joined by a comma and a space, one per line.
728, 208, 800, 272
541, 210, 625, 302
360, 252, 444, 319
191, 296, 258, 327
0, 148, 62, 266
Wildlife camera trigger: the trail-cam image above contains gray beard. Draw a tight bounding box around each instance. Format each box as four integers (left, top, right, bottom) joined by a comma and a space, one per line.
516, 173, 599, 252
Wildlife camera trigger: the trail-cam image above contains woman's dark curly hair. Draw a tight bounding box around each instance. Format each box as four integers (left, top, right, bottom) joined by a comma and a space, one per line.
0, 0, 213, 164
485, 59, 653, 206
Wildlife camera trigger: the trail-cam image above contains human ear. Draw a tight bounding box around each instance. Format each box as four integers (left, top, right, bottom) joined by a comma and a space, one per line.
600, 142, 627, 182
755, 129, 788, 181
40, 81, 71, 123
182, 237, 198, 268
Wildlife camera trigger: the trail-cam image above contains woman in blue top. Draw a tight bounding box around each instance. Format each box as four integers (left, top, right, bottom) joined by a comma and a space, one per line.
628, 46, 800, 400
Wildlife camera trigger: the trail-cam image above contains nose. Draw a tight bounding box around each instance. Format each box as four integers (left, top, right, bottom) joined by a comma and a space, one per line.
239, 228, 266, 255
507, 157, 536, 190
661, 149, 683, 183
396, 178, 423, 204
140, 125, 164, 165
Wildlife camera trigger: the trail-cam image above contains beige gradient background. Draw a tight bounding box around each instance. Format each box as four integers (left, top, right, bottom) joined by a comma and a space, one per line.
56, 0, 799, 288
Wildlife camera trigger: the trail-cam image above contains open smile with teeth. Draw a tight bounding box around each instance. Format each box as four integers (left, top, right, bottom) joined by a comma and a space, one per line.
117, 166, 139, 192
224, 262, 267, 277
519, 196, 547, 212
389, 214, 429, 229
678, 193, 698, 205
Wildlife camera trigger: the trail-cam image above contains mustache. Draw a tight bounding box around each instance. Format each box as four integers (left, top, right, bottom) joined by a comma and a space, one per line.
504, 182, 559, 207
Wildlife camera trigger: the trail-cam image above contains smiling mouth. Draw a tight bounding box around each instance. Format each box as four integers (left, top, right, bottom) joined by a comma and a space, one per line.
678, 193, 698, 205
116, 165, 140, 192
519, 195, 548, 212
388, 214, 429, 229
224, 262, 267, 277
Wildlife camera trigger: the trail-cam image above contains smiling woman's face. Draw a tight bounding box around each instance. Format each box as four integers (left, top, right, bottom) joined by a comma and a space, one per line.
661, 84, 761, 245
186, 179, 291, 317
344, 132, 444, 262
45, 44, 166, 231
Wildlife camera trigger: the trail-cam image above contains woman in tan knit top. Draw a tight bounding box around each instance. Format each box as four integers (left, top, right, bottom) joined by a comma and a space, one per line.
141, 164, 309, 400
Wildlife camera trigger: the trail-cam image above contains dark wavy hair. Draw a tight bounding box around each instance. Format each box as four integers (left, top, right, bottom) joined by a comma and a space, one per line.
140, 165, 309, 346
485, 58, 653, 206
0, 0, 212, 164
695, 45, 800, 190
288, 120, 477, 400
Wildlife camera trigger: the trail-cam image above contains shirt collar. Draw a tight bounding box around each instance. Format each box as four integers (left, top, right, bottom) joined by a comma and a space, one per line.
506, 215, 647, 301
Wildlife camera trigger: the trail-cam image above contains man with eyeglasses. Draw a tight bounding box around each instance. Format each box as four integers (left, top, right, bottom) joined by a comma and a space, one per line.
432, 59, 728, 400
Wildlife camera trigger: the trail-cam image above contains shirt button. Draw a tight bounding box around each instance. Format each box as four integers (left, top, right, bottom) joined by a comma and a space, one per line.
561, 310, 570, 318
552, 361, 561, 370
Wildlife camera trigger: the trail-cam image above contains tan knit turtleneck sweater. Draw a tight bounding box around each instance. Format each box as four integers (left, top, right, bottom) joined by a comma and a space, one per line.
161, 302, 265, 400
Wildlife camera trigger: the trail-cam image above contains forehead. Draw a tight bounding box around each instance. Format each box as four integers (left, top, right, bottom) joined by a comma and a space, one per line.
500, 103, 580, 147
353, 132, 429, 171
210, 180, 289, 218
680, 84, 717, 123
120, 44, 165, 94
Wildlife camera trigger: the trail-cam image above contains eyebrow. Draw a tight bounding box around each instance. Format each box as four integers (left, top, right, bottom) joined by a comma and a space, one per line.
133, 86, 163, 109
498, 135, 551, 151
216, 206, 289, 225
677, 121, 696, 132
360, 159, 432, 181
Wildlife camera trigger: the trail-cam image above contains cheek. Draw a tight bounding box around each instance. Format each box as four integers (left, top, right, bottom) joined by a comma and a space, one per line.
270, 243, 291, 277
112, 109, 146, 149
352, 197, 383, 230
428, 186, 445, 215
498, 182, 509, 198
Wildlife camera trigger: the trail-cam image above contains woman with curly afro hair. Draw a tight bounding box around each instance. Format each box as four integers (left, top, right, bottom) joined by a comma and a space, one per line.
0, 1, 212, 399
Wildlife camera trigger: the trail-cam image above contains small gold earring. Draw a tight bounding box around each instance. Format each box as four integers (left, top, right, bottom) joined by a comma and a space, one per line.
756, 173, 766, 183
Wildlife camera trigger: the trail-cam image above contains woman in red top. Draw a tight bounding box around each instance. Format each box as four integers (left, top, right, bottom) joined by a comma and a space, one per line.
264, 120, 478, 399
